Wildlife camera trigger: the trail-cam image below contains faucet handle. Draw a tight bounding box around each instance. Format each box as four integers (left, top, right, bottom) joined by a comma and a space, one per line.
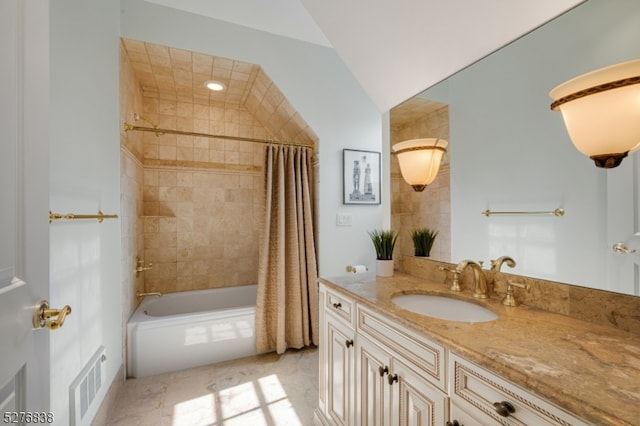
502, 280, 530, 306
438, 265, 462, 292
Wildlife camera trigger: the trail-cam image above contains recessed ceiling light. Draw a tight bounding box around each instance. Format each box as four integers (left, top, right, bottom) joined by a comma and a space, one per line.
205, 80, 225, 91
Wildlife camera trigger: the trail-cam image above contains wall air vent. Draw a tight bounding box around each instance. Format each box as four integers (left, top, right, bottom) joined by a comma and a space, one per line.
69, 346, 107, 426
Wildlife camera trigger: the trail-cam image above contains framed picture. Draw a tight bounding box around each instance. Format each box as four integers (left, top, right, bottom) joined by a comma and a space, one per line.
343, 149, 381, 205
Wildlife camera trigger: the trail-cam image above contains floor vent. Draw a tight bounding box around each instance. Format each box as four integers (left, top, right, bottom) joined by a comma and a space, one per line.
70, 346, 107, 426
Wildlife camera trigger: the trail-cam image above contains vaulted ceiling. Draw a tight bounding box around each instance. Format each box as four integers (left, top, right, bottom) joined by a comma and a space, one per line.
144, 0, 585, 112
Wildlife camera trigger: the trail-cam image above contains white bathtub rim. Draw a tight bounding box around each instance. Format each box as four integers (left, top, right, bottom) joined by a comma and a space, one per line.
128, 305, 255, 330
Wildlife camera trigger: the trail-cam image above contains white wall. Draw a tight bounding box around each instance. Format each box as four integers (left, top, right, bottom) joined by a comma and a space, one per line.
441, 0, 640, 290
49, 0, 121, 423
120, 0, 384, 277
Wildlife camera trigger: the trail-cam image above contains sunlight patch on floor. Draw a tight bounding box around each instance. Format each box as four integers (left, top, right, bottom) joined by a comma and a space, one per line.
171, 374, 303, 426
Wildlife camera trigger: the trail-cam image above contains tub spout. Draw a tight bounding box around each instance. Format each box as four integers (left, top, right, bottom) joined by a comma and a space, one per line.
136, 292, 162, 298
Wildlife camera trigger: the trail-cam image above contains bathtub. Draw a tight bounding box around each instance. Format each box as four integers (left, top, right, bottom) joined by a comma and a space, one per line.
127, 284, 259, 378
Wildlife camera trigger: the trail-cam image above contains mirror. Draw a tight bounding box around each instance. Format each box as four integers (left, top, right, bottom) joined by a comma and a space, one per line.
391, 0, 640, 296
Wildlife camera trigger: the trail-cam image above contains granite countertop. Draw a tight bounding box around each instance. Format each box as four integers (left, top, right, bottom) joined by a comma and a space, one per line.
319, 272, 640, 426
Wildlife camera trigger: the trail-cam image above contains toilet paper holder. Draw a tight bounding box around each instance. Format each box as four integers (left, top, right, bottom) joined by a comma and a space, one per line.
345, 265, 368, 273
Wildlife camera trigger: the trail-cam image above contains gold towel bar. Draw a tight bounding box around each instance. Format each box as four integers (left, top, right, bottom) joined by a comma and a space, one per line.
49, 210, 118, 223
482, 208, 564, 217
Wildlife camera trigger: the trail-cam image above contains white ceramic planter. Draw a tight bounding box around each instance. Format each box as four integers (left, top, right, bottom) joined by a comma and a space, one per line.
376, 259, 394, 277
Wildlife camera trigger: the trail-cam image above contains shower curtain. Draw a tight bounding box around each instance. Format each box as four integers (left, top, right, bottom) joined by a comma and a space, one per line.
255, 144, 319, 354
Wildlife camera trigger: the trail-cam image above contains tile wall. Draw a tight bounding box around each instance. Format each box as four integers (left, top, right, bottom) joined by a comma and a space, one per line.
391, 104, 451, 264
138, 96, 266, 294
119, 40, 320, 296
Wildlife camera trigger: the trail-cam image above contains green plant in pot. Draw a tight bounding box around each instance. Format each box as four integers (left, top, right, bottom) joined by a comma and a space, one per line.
368, 229, 398, 277
410, 228, 438, 257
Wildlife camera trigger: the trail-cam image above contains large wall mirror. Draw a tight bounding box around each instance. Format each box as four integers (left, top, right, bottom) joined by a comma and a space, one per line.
391, 0, 640, 296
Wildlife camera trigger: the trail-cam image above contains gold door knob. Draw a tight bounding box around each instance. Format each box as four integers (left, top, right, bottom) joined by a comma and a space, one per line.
33, 300, 72, 330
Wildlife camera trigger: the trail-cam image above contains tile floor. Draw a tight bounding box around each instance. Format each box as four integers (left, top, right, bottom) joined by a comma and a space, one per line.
106, 347, 318, 426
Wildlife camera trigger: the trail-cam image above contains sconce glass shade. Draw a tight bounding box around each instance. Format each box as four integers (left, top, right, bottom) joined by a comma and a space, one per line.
549, 59, 640, 168
392, 138, 448, 191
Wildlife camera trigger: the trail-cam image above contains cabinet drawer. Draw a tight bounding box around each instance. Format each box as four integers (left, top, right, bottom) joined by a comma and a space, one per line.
450, 353, 588, 426
357, 304, 447, 391
324, 287, 355, 326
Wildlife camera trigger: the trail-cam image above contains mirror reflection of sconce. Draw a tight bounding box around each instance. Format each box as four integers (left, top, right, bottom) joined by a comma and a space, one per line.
549, 59, 640, 169
613, 232, 640, 255
391, 138, 448, 192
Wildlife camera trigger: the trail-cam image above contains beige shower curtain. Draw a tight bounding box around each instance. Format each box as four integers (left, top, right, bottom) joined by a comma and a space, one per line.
255, 144, 319, 354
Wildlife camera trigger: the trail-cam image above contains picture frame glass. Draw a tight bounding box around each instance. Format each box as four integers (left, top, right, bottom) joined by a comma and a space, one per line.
343, 149, 381, 204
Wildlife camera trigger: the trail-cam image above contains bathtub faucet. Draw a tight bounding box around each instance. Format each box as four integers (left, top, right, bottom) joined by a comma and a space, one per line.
135, 256, 153, 277
136, 292, 162, 298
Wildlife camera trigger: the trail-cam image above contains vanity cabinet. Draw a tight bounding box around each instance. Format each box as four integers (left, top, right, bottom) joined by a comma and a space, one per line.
317, 284, 448, 426
448, 354, 590, 426
317, 282, 589, 426
318, 285, 357, 426
356, 305, 448, 426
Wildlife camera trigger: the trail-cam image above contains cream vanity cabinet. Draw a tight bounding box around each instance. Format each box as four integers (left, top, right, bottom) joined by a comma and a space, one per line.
355, 307, 449, 426
317, 283, 448, 426
317, 284, 357, 426
317, 282, 591, 426
448, 354, 589, 426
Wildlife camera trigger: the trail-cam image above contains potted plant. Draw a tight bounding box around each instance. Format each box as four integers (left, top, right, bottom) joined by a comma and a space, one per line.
368, 229, 398, 277
410, 228, 438, 257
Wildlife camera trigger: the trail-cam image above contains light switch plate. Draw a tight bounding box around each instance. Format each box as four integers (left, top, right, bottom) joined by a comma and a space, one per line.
336, 213, 353, 226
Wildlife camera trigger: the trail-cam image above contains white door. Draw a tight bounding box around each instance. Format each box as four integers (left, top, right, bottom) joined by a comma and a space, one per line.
0, 0, 52, 419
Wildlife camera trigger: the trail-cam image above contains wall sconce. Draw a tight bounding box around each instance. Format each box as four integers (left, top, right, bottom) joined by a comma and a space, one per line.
549, 59, 640, 168
392, 138, 448, 191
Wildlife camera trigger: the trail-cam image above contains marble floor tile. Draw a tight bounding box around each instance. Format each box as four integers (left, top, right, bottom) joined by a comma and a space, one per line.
106, 347, 318, 426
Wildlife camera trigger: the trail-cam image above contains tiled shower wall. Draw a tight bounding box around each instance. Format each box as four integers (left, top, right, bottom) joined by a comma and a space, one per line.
120, 43, 268, 297
137, 98, 266, 294
391, 105, 451, 264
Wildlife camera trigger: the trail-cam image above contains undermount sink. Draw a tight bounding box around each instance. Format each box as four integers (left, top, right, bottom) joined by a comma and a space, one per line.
391, 294, 498, 323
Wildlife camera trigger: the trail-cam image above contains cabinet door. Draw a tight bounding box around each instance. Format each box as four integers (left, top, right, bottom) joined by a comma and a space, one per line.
326, 317, 355, 426
449, 403, 483, 426
390, 358, 449, 426
356, 334, 394, 426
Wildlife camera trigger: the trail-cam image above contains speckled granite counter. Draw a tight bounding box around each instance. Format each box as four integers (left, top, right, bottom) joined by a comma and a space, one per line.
319, 272, 640, 426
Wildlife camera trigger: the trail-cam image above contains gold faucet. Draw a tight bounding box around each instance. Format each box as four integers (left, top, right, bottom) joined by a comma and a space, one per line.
490, 256, 516, 272
456, 260, 489, 299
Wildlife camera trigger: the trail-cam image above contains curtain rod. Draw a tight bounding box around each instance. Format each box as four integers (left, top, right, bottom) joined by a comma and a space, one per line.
123, 123, 314, 149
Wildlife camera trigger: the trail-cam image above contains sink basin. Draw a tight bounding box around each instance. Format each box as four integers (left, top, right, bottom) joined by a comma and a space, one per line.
391, 294, 498, 323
